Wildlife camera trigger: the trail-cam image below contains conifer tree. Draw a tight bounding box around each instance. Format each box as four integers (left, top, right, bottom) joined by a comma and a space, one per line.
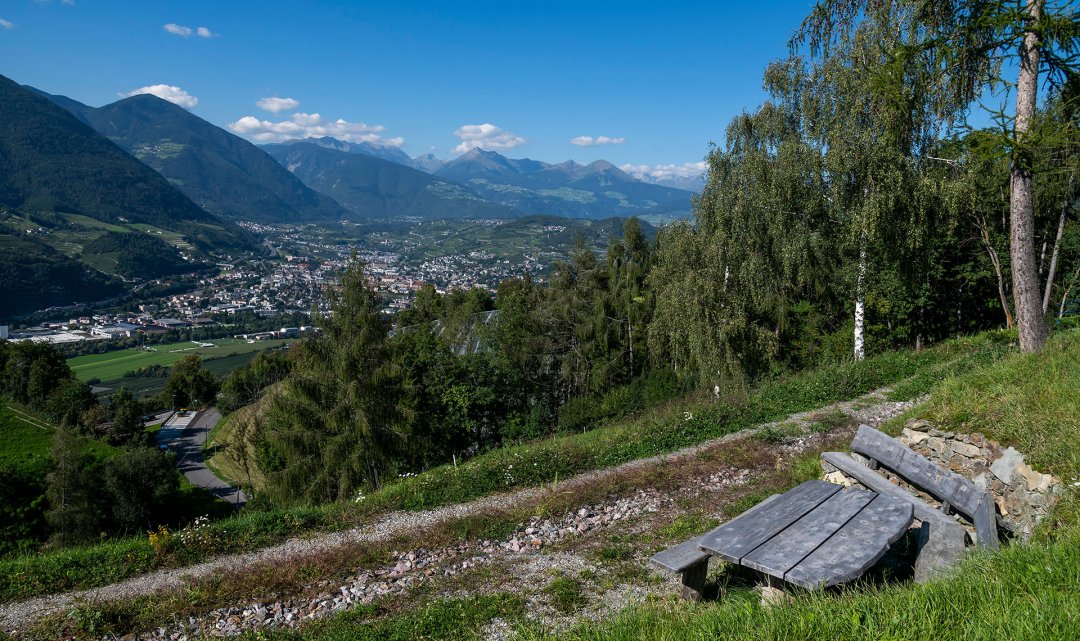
44, 420, 98, 545
264, 258, 402, 503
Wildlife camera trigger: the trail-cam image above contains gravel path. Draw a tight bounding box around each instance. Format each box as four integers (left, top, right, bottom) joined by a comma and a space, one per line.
0, 388, 918, 633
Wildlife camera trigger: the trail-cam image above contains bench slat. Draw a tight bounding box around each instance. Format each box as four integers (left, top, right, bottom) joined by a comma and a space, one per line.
784, 494, 912, 588
741, 487, 874, 579
699, 480, 841, 563
649, 494, 780, 573
851, 425, 980, 515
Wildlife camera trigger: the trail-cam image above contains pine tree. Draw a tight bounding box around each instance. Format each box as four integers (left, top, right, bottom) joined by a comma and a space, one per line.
264, 258, 402, 503
44, 420, 98, 545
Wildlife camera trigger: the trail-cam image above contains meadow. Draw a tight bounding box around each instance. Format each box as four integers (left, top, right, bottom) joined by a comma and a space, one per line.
68, 338, 292, 384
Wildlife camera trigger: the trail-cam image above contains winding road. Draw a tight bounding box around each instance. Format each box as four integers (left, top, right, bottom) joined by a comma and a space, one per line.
156, 408, 248, 507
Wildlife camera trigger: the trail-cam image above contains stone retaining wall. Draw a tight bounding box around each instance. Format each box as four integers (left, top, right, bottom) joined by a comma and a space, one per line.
823, 418, 1063, 541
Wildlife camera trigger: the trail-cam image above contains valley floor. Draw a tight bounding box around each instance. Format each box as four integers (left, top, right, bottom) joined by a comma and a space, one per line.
4, 387, 917, 638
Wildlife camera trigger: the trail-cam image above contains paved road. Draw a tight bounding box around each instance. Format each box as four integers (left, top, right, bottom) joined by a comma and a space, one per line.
155, 407, 247, 507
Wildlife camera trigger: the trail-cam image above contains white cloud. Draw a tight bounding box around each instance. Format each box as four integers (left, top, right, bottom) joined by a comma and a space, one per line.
256, 97, 300, 113
227, 112, 403, 146
0, 18, 15, 29
120, 84, 199, 109
163, 23, 215, 38
453, 123, 525, 153
163, 23, 192, 36
620, 161, 706, 181
570, 135, 625, 147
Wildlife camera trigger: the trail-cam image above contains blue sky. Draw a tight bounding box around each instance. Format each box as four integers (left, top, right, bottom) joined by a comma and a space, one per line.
0, 0, 819, 179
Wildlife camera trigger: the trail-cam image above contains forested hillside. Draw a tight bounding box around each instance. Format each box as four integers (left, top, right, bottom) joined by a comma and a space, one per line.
0, 75, 250, 253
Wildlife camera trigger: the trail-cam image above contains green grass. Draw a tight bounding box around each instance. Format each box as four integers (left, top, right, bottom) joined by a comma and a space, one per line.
544, 575, 586, 614
0, 401, 117, 473
204, 406, 268, 490
0, 403, 55, 475
68, 339, 292, 383
0, 334, 1006, 603
922, 330, 1080, 477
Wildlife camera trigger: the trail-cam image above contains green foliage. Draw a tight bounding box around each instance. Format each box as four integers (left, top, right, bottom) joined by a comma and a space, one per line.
263, 258, 402, 503
544, 576, 586, 614
0, 340, 96, 425
44, 423, 101, 546
218, 350, 292, 415
103, 447, 180, 533
107, 387, 142, 445
164, 354, 220, 408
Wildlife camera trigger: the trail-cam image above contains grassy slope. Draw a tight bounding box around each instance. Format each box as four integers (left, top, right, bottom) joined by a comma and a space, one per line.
517, 330, 1080, 641
205, 403, 269, 491
0, 333, 1008, 603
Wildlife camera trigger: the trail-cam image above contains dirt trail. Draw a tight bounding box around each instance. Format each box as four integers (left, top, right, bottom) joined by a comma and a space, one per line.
0, 389, 918, 634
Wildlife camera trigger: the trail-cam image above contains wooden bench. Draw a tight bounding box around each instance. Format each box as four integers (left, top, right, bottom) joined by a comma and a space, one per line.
650, 482, 912, 599
651, 424, 999, 597
821, 424, 1000, 580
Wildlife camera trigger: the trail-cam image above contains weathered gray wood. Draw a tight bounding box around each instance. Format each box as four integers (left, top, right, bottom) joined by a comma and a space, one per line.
679, 558, 708, 601
821, 452, 958, 528
650, 536, 709, 573
650, 494, 780, 573
851, 425, 979, 514
784, 494, 912, 588
913, 519, 969, 583
848, 426, 998, 549
740, 487, 874, 580
699, 480, 841, 563
972, 494, 999, 550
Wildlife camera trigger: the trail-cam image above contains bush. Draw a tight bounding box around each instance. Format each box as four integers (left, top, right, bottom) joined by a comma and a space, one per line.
104, 448, 180, 532
557, 396, 602, 434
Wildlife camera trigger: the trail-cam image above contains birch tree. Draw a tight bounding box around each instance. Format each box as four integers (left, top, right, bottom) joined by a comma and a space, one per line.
796, 0, 1080, 352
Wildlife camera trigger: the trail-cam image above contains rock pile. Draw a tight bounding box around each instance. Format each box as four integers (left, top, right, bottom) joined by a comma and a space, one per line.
897, 419, 1062, 539
141, 490, 669, 639
823, 418, 1062, 540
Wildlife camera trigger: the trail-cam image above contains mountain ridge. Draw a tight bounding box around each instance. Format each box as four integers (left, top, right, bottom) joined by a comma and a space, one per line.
263, 142, 520, 220
38, 91, 348, 223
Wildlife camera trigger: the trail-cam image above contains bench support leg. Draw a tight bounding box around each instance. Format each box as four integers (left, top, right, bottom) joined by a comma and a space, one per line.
913, 521, 968, 583
679, 559, 708, 601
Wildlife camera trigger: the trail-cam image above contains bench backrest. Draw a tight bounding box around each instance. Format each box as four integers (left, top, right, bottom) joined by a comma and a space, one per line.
851, 425, 982, 514
850, 425, 995, 544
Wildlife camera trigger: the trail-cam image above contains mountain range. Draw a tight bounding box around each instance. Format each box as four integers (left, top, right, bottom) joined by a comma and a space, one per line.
433, 149, 694, 219
38, 91, 347, 223
262, 142, 518, 220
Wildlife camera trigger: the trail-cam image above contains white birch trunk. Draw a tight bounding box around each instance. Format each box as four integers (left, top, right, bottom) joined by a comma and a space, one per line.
854, 233, 867, 361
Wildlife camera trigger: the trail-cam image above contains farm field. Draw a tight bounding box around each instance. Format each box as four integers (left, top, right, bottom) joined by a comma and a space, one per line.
68, 338, 293, 384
